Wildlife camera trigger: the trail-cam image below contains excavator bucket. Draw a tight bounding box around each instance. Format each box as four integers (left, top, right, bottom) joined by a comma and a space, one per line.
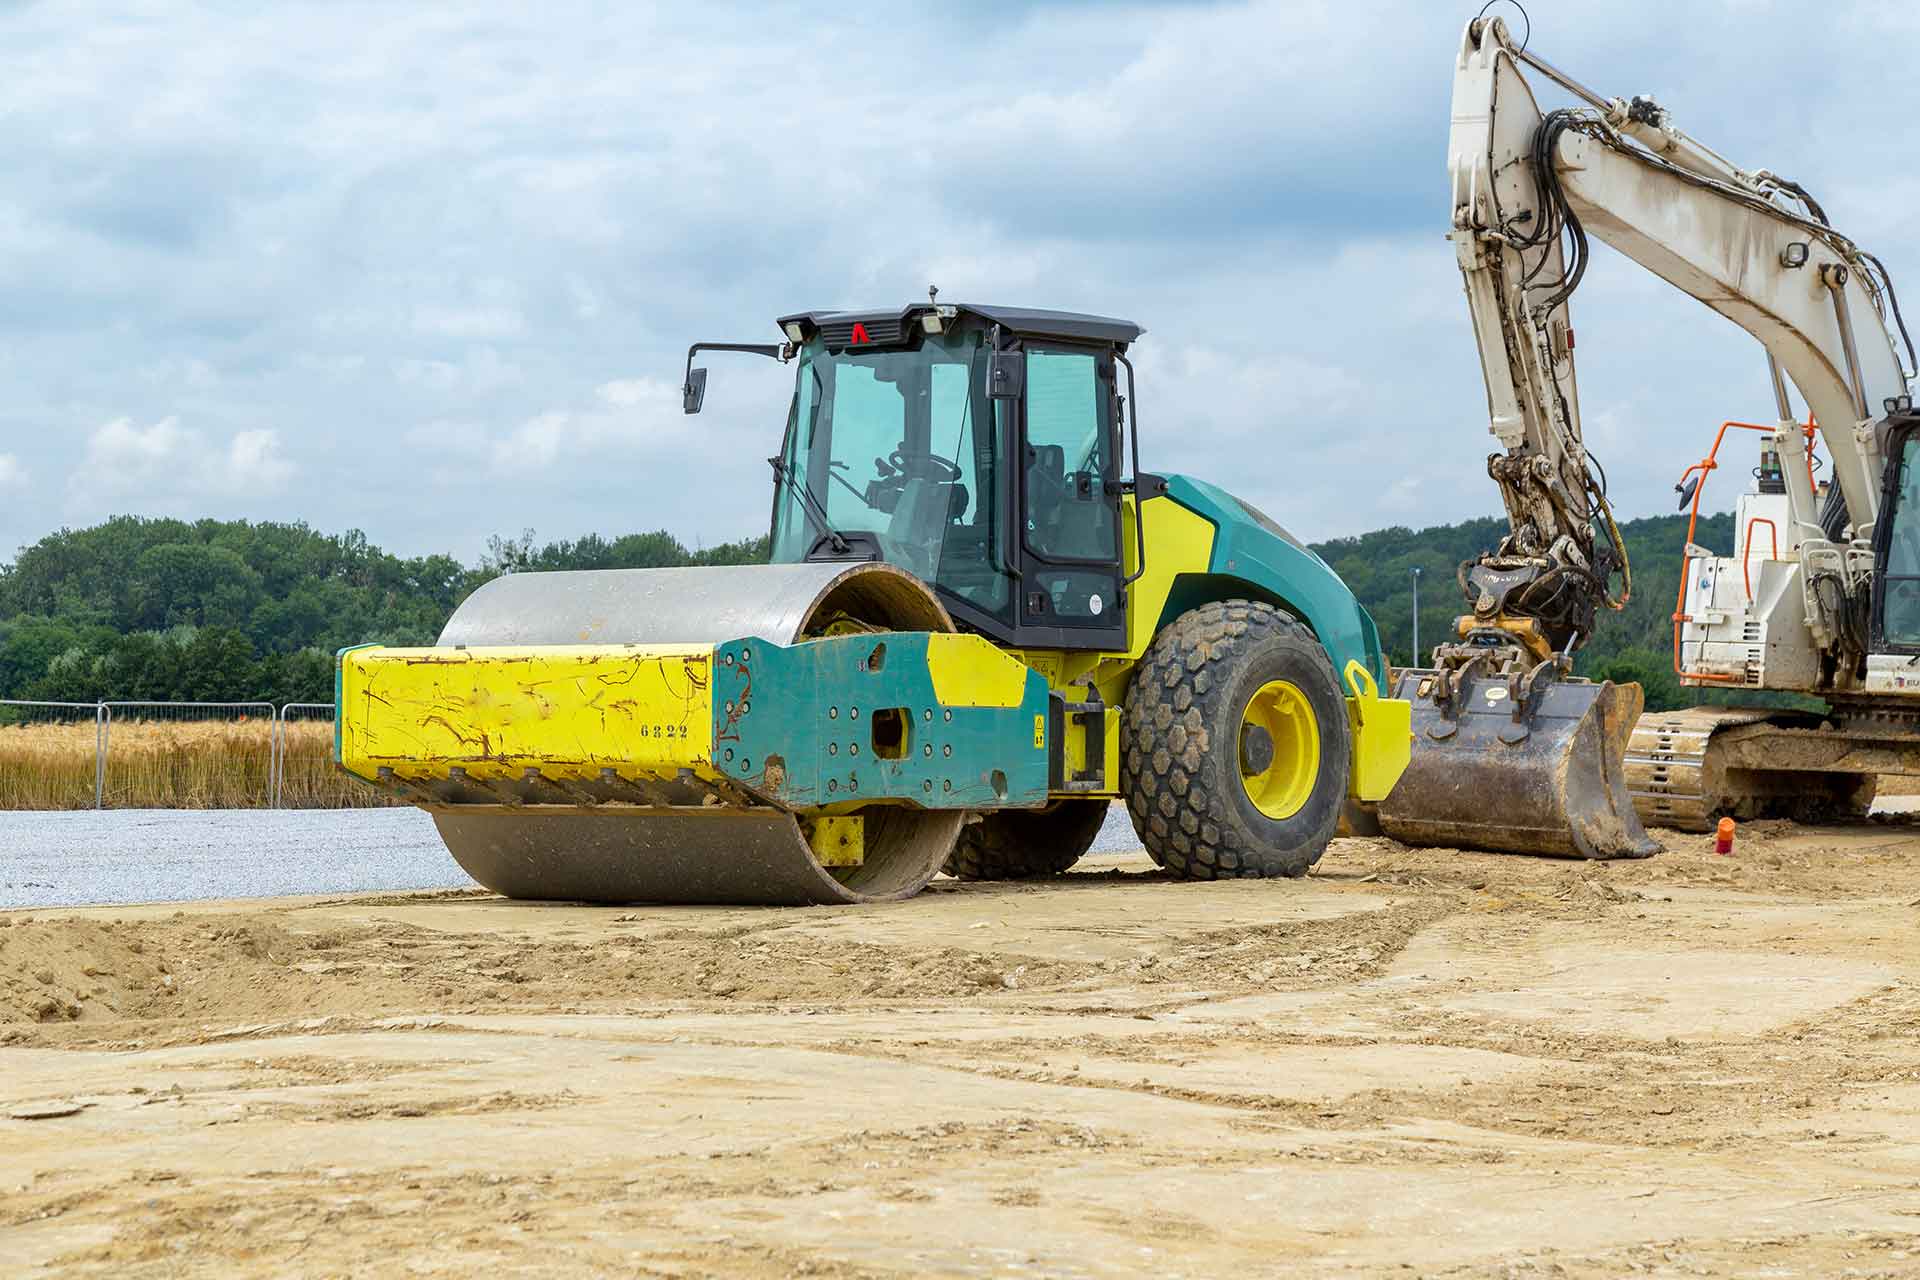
1373, 669, 1661, 859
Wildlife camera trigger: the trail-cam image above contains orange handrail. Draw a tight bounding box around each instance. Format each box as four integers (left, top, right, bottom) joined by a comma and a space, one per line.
1670, 419, 1815, 683
1741, 516, 1779, 601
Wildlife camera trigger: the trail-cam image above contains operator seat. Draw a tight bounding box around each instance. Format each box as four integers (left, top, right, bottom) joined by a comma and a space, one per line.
1027, 442, 1112, 559
886, 478, 954, 577
1026, 444, 1070, 551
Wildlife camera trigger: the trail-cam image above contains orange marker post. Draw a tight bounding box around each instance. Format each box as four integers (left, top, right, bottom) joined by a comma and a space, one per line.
1714, 817, 1736, 855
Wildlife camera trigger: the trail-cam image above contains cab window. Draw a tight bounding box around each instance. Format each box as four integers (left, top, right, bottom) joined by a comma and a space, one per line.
1021, 349, 1119, 625
1884, 437, 1920, 645
769, 333, 1010, 619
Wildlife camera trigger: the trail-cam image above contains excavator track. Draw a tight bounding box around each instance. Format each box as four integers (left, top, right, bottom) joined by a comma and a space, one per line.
1626, 706, 1883, 832
1624, 707, 1772, 832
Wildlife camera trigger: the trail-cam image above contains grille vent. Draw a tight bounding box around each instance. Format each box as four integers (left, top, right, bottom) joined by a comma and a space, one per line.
818, 316, 907, 349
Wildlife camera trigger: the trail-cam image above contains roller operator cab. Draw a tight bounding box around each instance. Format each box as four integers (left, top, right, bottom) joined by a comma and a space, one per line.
755, 303, 1148, 652
333, 299, 1411, 906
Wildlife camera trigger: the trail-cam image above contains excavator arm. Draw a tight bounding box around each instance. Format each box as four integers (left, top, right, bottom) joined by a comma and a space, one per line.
1374, 14, 1915, 858
1445, 28, 1623, 664
1447, 15, 1913, 662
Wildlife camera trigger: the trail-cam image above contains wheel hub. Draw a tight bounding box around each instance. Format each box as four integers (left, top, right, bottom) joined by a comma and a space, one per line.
1238, 679, 1321, 820
1239, 724, 1275, 775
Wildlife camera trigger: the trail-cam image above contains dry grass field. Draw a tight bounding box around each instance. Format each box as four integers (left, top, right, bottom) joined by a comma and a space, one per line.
0, 719, 386, 810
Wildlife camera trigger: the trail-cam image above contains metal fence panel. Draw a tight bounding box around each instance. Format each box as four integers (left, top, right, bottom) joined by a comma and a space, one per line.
274, 703, 348, 808
0, 698, 405, 811
0, 700, 107, 809
99, 701, 277, 810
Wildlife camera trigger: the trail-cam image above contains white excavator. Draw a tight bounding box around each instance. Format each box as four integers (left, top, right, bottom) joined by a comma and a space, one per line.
1373, 13, 1920, 854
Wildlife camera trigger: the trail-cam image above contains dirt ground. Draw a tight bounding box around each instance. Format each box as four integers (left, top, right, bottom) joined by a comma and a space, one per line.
4, 820, 1920, 1278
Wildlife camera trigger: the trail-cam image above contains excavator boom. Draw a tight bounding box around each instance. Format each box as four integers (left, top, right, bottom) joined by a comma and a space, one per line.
1382, 14, 1919, 851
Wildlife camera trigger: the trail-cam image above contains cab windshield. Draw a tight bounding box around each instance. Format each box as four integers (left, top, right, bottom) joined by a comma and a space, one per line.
771, 330, 1009, 618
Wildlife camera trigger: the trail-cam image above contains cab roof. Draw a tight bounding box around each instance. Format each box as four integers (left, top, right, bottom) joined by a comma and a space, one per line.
776, 303, 1143, 352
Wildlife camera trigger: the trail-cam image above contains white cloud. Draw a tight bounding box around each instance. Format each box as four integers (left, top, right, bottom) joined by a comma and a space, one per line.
411, 304, 525, 340
1163, 345, 1364, 424
0, 1, 1911, 563
490, 410, 570, 470
0, 454, 25, 489
487, 377, 686, 473
392, 347, 522, 394
135, 357, 219, 388
220, 428, 294, 493
81, 416, 192, 481
595, 377, 674, 410
70, 416, 294, 503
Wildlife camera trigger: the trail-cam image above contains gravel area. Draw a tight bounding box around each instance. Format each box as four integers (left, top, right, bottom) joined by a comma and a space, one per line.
0, 808, 467, 909
0, 803, 1146, 909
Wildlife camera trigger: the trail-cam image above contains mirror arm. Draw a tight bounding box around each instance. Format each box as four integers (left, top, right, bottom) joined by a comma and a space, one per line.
681, 341, 793, 414
686, 341, 785, 366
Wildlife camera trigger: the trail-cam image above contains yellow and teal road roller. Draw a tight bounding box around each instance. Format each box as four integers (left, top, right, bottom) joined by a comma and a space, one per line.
335, 298, 1413, 904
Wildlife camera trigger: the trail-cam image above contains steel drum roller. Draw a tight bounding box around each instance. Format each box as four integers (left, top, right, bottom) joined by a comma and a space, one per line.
421, 562, 966, 905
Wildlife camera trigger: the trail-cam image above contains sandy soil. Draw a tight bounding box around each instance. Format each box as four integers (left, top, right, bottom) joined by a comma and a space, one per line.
4, 820, 1920, 1277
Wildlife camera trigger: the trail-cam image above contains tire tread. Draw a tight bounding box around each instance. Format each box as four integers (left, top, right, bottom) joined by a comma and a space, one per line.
944, 799, 1107, 880
1120, 599, 1345, 880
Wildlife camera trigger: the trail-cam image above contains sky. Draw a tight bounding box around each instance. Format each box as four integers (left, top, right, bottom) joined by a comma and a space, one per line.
0, 0, 1914, 564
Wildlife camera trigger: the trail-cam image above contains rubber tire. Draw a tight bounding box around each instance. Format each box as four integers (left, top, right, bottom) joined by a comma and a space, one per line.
1121, 599, 1350, 880
943, 799, 1109, 880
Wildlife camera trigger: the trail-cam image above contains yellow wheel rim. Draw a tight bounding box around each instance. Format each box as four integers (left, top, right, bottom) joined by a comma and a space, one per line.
1238, 679, 1321, 820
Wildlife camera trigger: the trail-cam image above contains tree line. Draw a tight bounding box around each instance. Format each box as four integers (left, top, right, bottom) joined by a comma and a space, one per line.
1313, 508, 1735, 711
0, 517, 766, 706
0, 508, 1724, 710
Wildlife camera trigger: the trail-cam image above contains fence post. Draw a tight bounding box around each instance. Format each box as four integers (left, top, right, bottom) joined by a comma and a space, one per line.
272, 705, 284, 808
96, 703, 110, 810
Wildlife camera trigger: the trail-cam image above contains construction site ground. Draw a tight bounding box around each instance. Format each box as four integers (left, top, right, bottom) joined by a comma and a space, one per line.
4, 816, 1920, 1277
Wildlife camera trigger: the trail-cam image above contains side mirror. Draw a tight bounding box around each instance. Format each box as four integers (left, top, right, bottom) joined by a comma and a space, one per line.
987, 349, 1025, 399
683, 368, 708, 415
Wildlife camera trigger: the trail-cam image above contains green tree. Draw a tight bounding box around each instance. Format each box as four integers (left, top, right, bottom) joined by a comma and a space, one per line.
1587, 646, 1687, 712
249, 588, 332, 655
130, 543, 265, 631
1308, 510, 1736, 688
258, 649, 333, 704
181, 627, 261, 701
0, 616, 105, 697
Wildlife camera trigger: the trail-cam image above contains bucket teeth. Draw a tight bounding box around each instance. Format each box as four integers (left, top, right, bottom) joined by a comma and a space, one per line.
446, 765, 524, 808
517, 768, 591, 807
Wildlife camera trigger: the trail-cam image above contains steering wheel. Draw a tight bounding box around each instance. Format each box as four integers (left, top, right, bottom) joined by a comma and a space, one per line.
888, 449, 962, 483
